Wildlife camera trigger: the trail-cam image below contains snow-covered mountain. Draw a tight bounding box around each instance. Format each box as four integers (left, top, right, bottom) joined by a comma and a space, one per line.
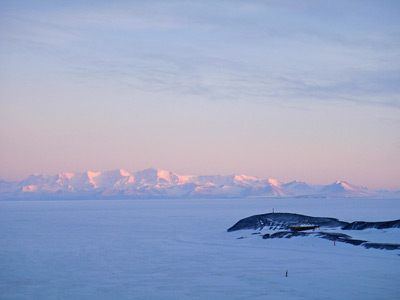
0, 168, 386, 199
318, 180, 370, 197
281, 180, 319, 196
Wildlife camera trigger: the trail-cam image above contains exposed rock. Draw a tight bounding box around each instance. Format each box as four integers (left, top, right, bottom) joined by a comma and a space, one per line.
227, 212, 347, 232
228, 212, 400, 232
342, 219, 400, 230
229, 212, 400, 251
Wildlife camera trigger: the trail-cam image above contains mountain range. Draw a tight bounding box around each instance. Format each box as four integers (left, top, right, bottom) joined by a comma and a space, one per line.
0, 168, 397, 200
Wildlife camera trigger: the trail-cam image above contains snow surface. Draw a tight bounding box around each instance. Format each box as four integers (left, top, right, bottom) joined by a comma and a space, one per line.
0, 197, 399, 300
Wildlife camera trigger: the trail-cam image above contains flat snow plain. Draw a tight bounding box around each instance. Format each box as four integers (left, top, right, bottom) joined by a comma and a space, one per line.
0, 197, 399, 300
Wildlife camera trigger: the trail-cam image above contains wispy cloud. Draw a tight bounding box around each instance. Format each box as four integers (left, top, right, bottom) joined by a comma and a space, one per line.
1, 1, 399, 108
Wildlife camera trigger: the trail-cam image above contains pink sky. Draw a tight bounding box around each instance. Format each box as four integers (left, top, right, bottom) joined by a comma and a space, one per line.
0, 1, 399, 190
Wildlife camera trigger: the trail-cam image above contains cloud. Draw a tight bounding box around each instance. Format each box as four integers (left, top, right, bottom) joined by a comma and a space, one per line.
1, 1, 399, 108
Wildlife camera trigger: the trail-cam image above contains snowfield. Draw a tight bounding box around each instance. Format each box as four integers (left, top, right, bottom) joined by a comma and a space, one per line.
0, 197, 399, 299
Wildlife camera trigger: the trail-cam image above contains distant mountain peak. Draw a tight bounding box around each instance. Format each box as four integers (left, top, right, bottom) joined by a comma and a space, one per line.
267, 178, 281, 186
119, 169, 130, 176
334, 180, 349, 185
319, 180, 370, 196
59, 172, 74, 180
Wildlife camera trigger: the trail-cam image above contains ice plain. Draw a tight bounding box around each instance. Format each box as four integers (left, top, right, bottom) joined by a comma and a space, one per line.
0, 197, 399, 300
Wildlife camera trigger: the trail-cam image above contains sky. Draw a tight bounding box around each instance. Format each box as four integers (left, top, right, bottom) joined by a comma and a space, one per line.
0, 0, 399, 189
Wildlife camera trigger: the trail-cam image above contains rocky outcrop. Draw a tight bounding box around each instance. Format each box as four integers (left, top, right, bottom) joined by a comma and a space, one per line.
228, 212, 400, 251
227, 212, 347, 232
227, 212, 400, 232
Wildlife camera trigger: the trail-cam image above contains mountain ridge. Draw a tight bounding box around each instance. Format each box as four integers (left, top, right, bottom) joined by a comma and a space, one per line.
0, 168, 397, 199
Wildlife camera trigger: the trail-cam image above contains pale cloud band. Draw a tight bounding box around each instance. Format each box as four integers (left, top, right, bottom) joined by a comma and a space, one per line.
1, 0, 399, 107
